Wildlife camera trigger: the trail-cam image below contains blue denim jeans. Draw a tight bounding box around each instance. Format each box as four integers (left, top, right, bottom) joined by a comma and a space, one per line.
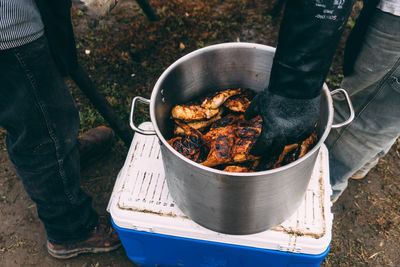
326, 9, 400, 200
0, 36, 98, 244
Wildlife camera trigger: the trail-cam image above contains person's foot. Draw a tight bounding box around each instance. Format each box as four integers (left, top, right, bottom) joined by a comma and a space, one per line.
350, 173, 367, 180
78, 126, 114, 168
47, 217, 121, 259
350, 158, 379, 180
350, 169, 370, 180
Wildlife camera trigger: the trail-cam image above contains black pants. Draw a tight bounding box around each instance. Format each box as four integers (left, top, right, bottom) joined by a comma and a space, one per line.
0, 36, 98, 244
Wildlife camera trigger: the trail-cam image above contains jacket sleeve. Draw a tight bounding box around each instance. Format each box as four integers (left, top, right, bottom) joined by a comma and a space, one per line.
268, 0, 356, 99
34, 0, 78, 76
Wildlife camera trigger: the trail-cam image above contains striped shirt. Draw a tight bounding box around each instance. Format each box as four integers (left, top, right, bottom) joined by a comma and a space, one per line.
377, 0, 400, 16
0, 0, 44, 50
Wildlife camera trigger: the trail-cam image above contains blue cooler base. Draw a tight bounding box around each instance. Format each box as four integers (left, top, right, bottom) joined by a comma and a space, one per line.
112, 219, 330, 267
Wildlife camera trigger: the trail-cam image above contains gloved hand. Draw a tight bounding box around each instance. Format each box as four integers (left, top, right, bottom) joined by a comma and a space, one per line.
247, 0, 355, 157
72, 0, 118, 18
246, 91, 320, 157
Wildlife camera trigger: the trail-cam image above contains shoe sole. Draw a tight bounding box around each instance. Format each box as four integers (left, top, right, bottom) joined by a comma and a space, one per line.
350, 175, 366, 180
47, 242, 121, 259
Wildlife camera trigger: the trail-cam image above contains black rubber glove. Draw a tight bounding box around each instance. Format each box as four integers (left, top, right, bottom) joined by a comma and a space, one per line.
247, 0, 355, 157
246, 91, 320, 157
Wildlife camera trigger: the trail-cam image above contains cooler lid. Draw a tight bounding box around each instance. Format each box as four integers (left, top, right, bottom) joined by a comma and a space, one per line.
108, 122, 333, 255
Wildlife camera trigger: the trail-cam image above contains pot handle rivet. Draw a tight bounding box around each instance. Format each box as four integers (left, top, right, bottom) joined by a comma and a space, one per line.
130, 96, 157, 135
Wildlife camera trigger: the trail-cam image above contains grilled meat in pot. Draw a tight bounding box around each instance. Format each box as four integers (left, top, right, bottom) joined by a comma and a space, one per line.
171, 105, 222, 121
201, 115, 262, 167
201, 88, 243, 109
168, 88, 318, 172
201, 125, 237, 167
223, 166, 250, 172
209, 114, 246, 129
168, 121, 204, 163
223, 89, 254, 113
173, 109, 224, 135
171, 88, 243, 122
299, 132, 318, 158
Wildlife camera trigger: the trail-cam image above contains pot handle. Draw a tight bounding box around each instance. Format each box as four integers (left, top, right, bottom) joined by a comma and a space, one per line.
330, 88, 355, 129
130, 96, 157, 135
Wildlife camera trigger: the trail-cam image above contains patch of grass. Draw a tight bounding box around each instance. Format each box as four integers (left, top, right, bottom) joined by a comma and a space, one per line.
78, 108, 105, 134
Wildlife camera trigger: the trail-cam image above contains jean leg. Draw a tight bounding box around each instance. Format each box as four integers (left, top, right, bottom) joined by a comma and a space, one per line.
325, 10, 400, 199
340, 10, 400, 95
0, 37, 98, 244
326, 59, 400, 199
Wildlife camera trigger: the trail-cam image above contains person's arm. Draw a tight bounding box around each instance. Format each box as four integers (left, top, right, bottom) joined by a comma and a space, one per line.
246, 0, 355, 157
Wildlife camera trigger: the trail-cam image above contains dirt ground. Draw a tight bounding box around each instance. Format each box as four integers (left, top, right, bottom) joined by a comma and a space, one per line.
1, 0, 399, 266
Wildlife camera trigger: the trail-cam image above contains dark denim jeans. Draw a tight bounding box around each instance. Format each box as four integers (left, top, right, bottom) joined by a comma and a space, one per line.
326, 10, 400, 199
0, 36, 98, 244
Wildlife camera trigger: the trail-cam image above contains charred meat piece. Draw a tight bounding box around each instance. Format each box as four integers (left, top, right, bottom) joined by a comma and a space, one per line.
201, 125, 237, 167
223, 158, 260, 172
171, 88, 242, 121
298, 132, 318, 158
272, 131, 318, 168
231, 115, 262, 163
210, 114, 246, 129
223, 165, 250, 172
168, 121, 204, 162
273, 144, 299, 169
171, 105, 222, 121
201, 115, 262, 167
174, 109, 224, 135
201, 88, 243, 109
223, 89, 254, 113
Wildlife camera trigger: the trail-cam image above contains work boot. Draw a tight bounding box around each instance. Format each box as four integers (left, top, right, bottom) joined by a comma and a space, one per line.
47, 216, 121, 259
350, 171, 367, 180
350, 158, 379, 180
78, 126, 114, 168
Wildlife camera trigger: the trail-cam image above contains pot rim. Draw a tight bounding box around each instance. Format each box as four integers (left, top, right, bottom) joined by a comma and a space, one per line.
150, 42, 334, 177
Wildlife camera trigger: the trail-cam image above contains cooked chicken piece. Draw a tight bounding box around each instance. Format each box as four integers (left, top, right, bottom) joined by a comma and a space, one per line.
298, 132, 318, 158
272, 131, 318, 168
201, 125, 237, 167
273, 144, 299, 169
201, 115, 262, 167
223, 89, 254, 113
231, 116, 262, 163
210, 114, 246, 129
171, 88, 245, 121
168, 121, 204, 162
249, 159, 260, 170
223, 95, 251, 113
171, 105, 222, 121
174, 109, 224, 135
223, 166, 250, 172
201, 88, 243, 109
224, 158, 260, 172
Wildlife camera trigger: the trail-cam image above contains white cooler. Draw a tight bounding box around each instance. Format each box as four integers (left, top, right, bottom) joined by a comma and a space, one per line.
108, 122, 333, 267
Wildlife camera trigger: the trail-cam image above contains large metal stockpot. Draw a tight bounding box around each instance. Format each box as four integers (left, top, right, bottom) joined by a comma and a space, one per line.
130, 43, 354, 235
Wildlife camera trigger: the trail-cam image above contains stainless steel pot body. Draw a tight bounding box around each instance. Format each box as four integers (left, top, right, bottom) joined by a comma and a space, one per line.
131, 43, 354, 234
